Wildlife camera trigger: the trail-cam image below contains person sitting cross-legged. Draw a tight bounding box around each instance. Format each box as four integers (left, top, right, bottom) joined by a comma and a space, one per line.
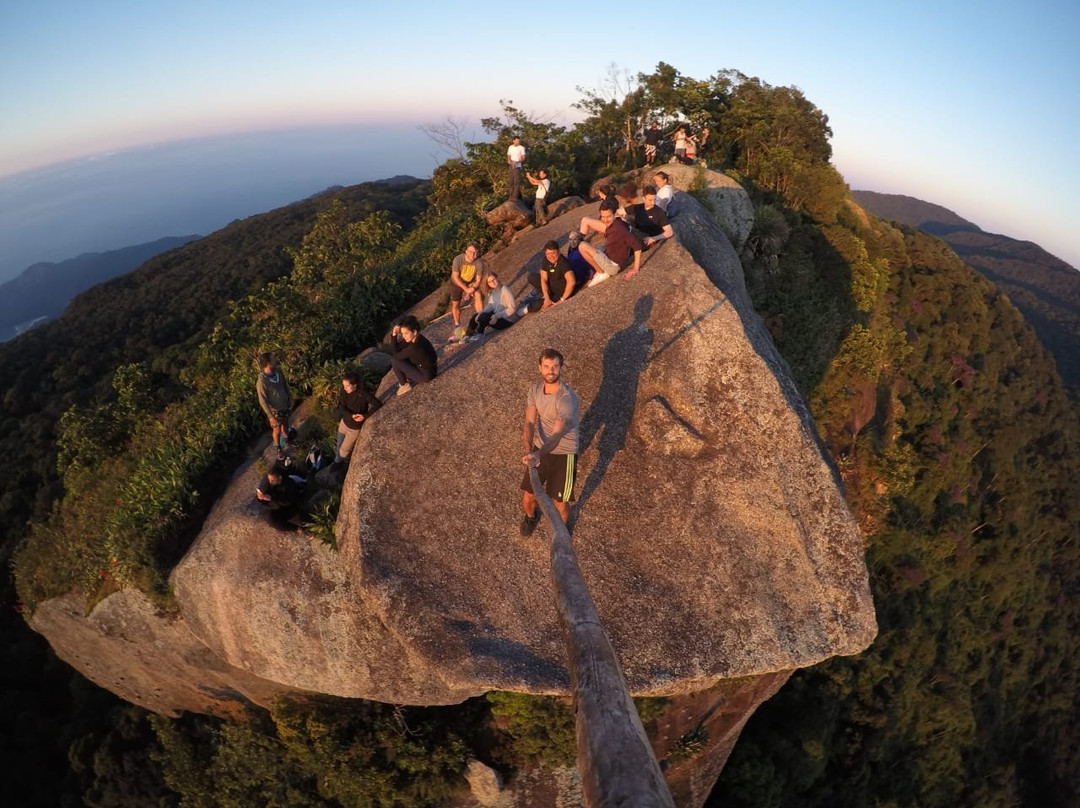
466, 272, 516, 339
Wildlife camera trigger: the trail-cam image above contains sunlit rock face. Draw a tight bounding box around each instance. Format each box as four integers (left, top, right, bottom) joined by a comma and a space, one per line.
32, 178, 874, 722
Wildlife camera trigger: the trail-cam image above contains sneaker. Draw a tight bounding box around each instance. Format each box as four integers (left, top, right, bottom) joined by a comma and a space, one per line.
587, 272, 610, 288
519, 511, 540, 538
396, 383, 412, 397
464, 335, 481, 343
277, 449, 288, 462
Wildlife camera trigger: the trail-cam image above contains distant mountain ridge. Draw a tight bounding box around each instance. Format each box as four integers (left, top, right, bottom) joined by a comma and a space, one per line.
852, 190, 1080, 389
0, 236, 201, 342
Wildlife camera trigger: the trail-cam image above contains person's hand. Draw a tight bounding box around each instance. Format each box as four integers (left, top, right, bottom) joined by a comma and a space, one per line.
392, 324, 401, 337
541, 297, 553, 311
256, 489, 270, 501
522, 452, 540, 467
352, 413, 364, 423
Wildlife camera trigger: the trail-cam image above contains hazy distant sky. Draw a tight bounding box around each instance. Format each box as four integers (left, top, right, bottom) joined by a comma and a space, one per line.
1, 0, 1078, 268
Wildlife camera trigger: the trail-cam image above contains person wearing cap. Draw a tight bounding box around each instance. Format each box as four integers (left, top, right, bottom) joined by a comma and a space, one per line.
507, 136, 526, 200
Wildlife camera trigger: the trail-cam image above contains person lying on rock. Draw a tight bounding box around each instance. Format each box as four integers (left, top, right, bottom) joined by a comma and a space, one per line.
520, 347, 581, 535
578, 199, 643, 285
628, 184, 674, 248
255, 463, 308, 534
465, 272, 516, 340
390, 315, 438, 396
335, 370, 382, 464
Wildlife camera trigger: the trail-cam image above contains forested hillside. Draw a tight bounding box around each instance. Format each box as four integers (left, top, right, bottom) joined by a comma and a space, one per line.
7, 65, 1079, 807
0, 178, 431, 806
0, 235, 203, 341
853, 189, 1080, 389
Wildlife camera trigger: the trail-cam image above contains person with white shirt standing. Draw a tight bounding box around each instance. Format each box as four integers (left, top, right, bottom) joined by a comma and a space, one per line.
507, 135, 526, 200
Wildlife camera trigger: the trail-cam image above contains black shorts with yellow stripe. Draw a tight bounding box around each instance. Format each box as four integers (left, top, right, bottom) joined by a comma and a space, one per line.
520, 453, 578, 503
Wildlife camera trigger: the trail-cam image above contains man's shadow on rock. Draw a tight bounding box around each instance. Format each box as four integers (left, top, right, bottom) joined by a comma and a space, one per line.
571, 295, 654, 527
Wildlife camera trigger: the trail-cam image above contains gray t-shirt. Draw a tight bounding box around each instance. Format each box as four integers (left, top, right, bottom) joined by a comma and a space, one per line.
527, 380, 580, 455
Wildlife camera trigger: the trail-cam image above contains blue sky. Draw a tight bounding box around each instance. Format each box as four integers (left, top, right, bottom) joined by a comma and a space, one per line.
1, 0, 1078, 267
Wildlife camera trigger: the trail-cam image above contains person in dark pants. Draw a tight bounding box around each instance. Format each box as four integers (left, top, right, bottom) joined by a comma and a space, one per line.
390, 314, 437, 396
256, 352, 292, 459
466, 272, 516, 338
336, 370, 382, 464
255, 464, 307, 533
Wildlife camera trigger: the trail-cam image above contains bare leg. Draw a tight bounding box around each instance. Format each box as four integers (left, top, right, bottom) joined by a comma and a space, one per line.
522, 491, 537, 518
451, 298, 461, 326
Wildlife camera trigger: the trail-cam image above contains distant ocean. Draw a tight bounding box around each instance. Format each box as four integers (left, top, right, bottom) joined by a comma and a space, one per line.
0, 124, 444, 283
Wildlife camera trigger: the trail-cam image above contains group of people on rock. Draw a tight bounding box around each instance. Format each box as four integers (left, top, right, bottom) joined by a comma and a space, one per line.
644, 121, 710, 166
253, 169, 681, 536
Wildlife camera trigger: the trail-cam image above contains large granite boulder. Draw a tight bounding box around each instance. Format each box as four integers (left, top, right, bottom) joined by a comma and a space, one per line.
30, 187, 875, 719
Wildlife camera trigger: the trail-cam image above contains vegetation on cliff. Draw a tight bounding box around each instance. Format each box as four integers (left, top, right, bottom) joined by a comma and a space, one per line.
7, 63, 1080, 806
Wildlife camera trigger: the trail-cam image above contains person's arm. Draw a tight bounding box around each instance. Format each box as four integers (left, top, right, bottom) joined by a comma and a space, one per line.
526, 172, 539, 187
558, 269, 575, 302
256, 379, 272, 418
540, 270, 553, 309
623, 248, 643, 279
521, 402, 538, 462
526, 404, 579, 464
645, 223, 675, 247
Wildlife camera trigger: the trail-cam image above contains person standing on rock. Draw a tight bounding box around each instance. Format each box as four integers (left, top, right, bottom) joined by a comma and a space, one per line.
644, 121, 662, 166
577, 199, 643, 285
673, 127, 688, 164
526, 168, 551, 225
520, 348, 580, 535
507, 136, 526, 200
653, 171, 674, 212
335, 371, 382, 464
390, 315, 438, 396
256, 352, 292, 460
449, 242, 487, 334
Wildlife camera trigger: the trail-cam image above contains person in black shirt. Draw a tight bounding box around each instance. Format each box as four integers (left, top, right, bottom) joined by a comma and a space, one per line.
629, 184, 674, 248
255, 464, 307, 533
644, 122, 662, 165
390, 315, 438, 396
335, 370, 382, 463
535, 240, 576, 313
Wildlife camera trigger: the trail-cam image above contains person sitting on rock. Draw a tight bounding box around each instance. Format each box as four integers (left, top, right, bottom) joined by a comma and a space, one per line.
628, 184, 674, 248
255, 463, 308, 534
654, 171, 674, 212
390, 315, 437, 396
526, 168, 551, 225
465, 272, 516, 339
335, 370, 382, 464
577, 199, 643, 285
448, 242, 487, 334
537, 240, 576, 310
